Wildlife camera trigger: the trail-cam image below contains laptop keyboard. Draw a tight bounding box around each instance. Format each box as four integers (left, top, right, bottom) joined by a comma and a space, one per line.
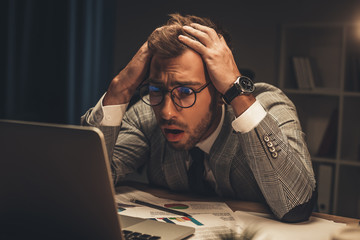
122, 230, 161, 239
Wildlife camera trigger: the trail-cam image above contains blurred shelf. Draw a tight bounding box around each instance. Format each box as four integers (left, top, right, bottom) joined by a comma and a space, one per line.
312, 157, 336, 164
284, 88, 341, 96
279, 22, 360, 219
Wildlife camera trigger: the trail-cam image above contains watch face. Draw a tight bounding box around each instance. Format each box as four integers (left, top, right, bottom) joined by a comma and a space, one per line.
239, 77, 255, 92
222, 76, 255, 104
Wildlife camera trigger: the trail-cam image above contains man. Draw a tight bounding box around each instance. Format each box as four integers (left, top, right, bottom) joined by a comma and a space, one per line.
82, 14, 316, 222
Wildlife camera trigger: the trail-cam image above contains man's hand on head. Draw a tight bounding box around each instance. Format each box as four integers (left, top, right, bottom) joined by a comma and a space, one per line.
103, 42, 152, 106
178, 23, 240, 95
178, 23, 255, 116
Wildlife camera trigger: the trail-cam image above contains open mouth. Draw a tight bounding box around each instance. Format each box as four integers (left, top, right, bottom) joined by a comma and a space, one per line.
164, 129, 184, 134
163, 128, 185, 142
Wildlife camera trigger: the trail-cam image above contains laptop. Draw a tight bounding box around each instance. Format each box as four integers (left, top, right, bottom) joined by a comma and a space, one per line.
0, 119, 195, 240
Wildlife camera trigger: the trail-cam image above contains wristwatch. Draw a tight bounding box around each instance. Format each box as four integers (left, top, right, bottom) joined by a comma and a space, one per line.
222, 76, 255, 104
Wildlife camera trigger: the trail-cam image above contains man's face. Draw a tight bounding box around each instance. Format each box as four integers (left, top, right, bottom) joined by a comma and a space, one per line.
149, 49, 222, 150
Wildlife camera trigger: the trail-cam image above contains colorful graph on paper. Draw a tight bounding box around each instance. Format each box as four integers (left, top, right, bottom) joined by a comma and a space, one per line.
117, 207, 127, 213
150, 216, 203, 226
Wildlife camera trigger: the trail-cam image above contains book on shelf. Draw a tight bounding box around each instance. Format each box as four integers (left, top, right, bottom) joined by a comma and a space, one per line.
317, 109, 338, 158
292, 56, 316, 90
347, 55, 360, 92
317, 164, 333, 213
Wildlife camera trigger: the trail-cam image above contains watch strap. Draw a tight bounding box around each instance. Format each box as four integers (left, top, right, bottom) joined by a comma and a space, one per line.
222, 76, 254, 104
222, 80, 241, 104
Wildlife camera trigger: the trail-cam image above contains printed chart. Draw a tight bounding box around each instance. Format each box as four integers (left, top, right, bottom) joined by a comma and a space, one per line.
150, 216, 203, 226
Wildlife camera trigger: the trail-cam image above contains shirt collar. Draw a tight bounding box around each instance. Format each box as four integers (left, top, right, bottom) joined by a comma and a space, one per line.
196, 104, 225, 154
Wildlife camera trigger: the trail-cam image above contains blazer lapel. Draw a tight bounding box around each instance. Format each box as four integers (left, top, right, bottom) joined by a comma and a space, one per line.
209, 106, 237, 197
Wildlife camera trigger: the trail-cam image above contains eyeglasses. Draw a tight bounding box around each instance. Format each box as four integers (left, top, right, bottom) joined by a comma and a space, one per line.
139, 81, 210, 108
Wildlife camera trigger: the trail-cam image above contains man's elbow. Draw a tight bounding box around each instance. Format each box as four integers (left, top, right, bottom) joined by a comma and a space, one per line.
280, 189, 318, 223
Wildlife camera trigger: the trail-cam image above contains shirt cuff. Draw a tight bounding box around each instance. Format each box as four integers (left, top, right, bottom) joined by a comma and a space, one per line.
91, 93, 129, 126
231, 100, 267, 133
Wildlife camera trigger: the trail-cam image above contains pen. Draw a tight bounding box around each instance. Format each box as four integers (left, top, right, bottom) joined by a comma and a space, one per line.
130, 199, 192, 217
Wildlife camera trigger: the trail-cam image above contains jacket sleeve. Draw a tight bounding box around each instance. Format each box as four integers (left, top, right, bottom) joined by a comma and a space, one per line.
236, 83, 317, 222
81, 100, 152, 185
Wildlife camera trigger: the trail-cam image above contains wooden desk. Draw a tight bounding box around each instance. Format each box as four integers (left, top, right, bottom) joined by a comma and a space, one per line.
119, 182, 360, 225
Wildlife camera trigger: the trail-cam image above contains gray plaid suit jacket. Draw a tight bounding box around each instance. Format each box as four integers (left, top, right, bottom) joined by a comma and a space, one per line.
81, 82, 316, 221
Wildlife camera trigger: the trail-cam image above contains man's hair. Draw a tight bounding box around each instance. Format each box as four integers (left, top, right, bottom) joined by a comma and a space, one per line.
147, 13, 232, 58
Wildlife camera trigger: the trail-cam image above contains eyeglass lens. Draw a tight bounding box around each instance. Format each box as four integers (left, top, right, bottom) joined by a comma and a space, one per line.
140, 85, 196, 108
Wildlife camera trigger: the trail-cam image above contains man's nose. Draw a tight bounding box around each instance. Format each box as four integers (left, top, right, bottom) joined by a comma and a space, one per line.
159, 94, 179, 120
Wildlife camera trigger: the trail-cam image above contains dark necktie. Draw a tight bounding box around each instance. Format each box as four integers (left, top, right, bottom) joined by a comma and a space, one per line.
187, 147, 215, 196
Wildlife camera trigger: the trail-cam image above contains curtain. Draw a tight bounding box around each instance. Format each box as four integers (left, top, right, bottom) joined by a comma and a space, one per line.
1, 0, 116, 124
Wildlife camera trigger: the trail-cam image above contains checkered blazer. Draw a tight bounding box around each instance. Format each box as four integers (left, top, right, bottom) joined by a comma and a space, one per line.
81, 82, 316, 219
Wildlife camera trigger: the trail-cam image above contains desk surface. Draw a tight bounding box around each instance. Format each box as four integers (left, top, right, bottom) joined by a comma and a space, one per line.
119, 182, 360, 225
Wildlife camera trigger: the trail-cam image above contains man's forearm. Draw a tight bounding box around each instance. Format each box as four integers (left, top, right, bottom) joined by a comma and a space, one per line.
80, 93, 127, 169
281, 188, 317, 223
238, 113, 316, 220
232, 83, 316, 220
81, 107, 122, 164
230, 94, 256, 117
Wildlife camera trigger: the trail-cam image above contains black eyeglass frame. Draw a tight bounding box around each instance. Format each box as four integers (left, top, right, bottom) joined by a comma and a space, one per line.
139, 81, 211, 108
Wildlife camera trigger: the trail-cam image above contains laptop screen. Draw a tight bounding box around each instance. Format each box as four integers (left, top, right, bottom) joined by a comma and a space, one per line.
0, 120, 123, 239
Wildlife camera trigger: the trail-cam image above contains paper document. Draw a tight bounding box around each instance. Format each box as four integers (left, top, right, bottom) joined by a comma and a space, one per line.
234, 211, 347, 240
115, 186, 348, 239
115, 186, 167, 206
115, 186, 240, 239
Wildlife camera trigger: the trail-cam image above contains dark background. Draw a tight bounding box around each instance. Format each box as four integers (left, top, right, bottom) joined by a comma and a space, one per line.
1, 0, 360, 124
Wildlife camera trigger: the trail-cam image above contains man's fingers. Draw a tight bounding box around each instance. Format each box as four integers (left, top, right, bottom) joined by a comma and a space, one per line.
219, 35, 227, 44
182, 25, 212, 47
178, 34, 207, 54
189, 23, 220, 41
182, 24, 220, 46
